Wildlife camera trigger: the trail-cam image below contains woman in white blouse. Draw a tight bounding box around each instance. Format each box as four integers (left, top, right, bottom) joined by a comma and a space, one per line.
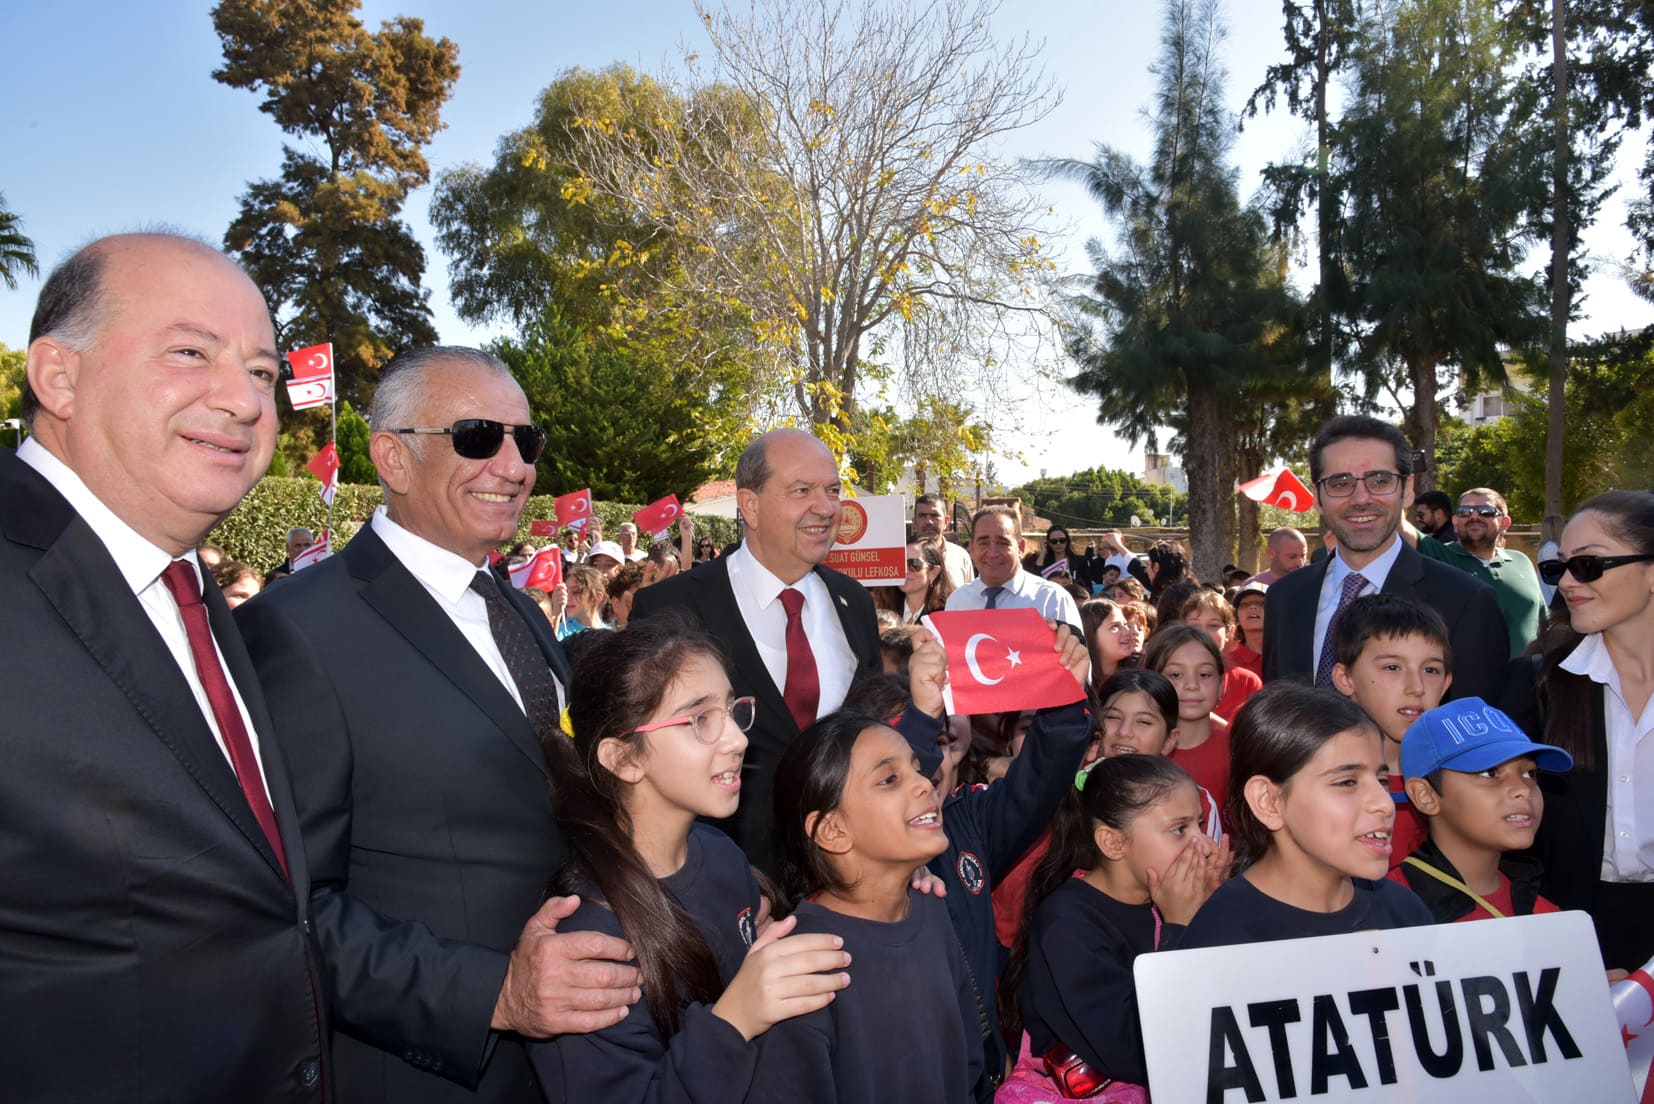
1508, 490, 1654, 971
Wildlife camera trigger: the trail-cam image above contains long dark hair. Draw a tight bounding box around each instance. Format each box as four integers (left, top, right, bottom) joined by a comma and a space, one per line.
772, 710, 884, 911
1537, 491, 1654, 770
545, 615, 729, 1033
998, 755, 1193, 1044
1226, 682, 1376, 872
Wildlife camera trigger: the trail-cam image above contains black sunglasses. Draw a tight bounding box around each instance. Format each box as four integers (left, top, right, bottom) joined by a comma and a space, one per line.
1455, 504, 1502, 518
394, 419, 547, 463
1537, 553, 1654, 586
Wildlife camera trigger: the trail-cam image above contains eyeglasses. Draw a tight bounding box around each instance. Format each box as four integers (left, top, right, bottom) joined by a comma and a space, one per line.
393, 419, 548, 463
907, 558, 929, 571
1537, 554, 1654, 586
1316, 470, 1403, 498
1455, 504, 1503, 518
1048, 536, 1068, 545
632, 697, 757, 744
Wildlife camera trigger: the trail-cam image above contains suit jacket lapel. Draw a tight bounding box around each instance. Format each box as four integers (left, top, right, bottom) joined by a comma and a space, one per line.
29, 515, 289, 880
346, 528, 548, 773
817, 566, 878, 669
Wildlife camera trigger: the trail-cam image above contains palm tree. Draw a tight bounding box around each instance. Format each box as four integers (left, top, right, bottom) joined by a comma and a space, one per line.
1049, 0, 1307, 581
0, 193, 39, 291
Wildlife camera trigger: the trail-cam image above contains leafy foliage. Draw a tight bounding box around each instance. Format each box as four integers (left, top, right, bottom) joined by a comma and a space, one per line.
1008, 466, 1187, 528
211, 0, 459, 406
336, 400, 375, 484
1, 342, 24, 422
0, 193, 39, 291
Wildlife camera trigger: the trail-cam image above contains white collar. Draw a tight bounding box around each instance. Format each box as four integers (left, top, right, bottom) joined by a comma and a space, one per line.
727, 542, 822, 611
371, 506, 491, 603
17, 436, 183, 595
1325, 531, 1405, 591
1559, 632, 1615, 685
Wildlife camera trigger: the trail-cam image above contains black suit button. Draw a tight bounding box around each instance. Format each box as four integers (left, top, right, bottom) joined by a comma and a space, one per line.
300, 1060, 320, 1087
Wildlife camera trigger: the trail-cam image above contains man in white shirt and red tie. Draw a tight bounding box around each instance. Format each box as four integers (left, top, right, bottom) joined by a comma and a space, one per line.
0, 232, 325, 1100
631, 428, 882, 872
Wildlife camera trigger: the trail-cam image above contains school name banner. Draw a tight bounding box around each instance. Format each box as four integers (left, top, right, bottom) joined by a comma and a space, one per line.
1137, 911, 1635, 1103
825, 494, 906, 586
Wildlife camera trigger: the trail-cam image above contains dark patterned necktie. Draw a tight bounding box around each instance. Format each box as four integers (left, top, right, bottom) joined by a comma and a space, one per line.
470, 571, 561, 737
1315, 571, 1370, 687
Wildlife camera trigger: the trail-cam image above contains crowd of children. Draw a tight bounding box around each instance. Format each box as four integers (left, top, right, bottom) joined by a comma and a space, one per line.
540, 560, 1595, 1103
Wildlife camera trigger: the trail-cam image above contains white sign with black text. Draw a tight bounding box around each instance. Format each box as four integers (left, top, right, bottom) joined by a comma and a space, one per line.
1137, 911, 1634, 1102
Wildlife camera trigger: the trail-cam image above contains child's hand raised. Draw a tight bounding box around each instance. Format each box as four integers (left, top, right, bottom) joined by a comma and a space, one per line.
1146, 836, 1222, 927
711, 913, 852, 1041
907, 631, 949, 718
1049, 620, 1091, 690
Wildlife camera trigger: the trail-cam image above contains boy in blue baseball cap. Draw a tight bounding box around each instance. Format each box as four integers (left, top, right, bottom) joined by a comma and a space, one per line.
1389, 696, 1574, 922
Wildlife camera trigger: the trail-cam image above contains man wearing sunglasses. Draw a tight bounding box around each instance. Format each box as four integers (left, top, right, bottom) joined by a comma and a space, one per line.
1262, 415, 1509, 703
1405, 487, 1547, 660
239, 347, 640, 1104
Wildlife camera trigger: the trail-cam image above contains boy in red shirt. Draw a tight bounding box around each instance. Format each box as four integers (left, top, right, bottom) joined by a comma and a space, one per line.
1389, 697, 1573, 921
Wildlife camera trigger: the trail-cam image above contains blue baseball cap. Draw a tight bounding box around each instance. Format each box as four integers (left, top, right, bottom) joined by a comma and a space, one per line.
1400, 697, 1573, 780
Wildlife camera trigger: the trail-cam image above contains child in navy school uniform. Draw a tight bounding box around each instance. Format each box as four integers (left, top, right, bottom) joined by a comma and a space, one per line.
530, 619, 853, 1103
1327, 594, 1455, 868
997, 756, 1225, 1103
1180, 682, 1433, 948
851, 625, 1094, 1100
747, 711, 985, 1104
1388, 697, 1573, 923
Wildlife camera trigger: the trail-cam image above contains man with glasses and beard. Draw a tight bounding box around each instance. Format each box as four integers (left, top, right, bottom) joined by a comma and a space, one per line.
1408, 487, 1547, 659
238, 348, 642, 1104
1261, 415, 1509, 702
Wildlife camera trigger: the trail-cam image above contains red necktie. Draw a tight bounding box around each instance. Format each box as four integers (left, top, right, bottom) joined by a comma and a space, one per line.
161, 560, 289, 880
779, 587, 820, 732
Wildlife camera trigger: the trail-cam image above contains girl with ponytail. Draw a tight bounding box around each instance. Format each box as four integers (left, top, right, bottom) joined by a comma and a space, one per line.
996, 756, 1223, 1102
531, 616, 852, 1102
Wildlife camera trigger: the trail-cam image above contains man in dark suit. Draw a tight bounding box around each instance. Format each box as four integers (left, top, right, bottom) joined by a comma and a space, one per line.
1, 233, 325, 1100
1262, 414, 1509, 703
238, 348, 641, 1104
630, 429, 881, 872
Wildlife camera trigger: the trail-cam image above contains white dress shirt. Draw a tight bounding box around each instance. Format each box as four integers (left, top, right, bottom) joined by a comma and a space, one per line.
1560, 632, 1654, 882
19, 437, 271, 796
725, 542, 857, 720
1311, 535, 1406, 667
372, 507, 565, 711
945, 567, 1082, 627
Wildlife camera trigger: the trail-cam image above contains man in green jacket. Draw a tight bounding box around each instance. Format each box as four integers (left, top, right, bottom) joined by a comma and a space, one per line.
1413, 486, 1546, 659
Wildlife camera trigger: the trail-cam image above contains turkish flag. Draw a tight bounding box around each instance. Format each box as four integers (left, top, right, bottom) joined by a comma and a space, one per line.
922, 608, 1085, 715
529, 519, 557, 537
1238, 467, 1316, 512
306, 442, 340, 505
284, 342, 335, 411
509, 547, 563, 591
555, 489, 594, 531
633, 494, 682, 540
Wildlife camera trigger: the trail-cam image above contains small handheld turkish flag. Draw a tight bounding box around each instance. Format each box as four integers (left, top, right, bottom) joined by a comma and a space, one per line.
1238, 467, 1316, 512
306, 442, 340, 505
284, 342, 335, 411
922, 608, 1085, 715
529, 519, 557, 538
555, 489, 594, 531
633, 494, 682, 541
509, 547, 563, 591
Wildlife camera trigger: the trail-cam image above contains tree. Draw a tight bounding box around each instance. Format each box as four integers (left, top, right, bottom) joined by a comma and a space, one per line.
1053, 0, 1307, 582
0, 194, 38, 291
1008, 466, 1187, 529
431, 65, 788, 425
1333, 0, 1548, 489
1, 342, 25, 424
491, 306, 747, 502
336, 400, 375, 485
211, 0, 459, 407
559, 0, 1061, 448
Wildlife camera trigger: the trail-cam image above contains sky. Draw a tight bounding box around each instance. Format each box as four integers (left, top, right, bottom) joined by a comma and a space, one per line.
3, 0, 1650, 488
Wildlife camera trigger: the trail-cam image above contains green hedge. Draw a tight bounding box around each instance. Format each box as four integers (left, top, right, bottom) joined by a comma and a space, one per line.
209, 477, 743, 572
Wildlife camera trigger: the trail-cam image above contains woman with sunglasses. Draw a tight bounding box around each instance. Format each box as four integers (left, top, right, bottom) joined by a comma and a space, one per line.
1504, 490, 1654, 973
873, 536, 954, 624
1023, 526, 1086, 587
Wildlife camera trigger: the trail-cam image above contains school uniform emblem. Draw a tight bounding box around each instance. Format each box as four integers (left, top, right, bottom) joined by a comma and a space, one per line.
737, 906, 757, 947
957, 851, 985, 895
